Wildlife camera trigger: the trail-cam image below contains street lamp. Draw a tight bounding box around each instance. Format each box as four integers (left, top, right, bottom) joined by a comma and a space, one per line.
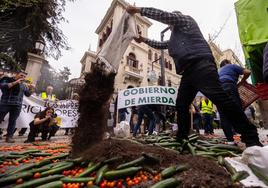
35, 39, 45, 55
160, 26, 170, 86
148, 57, 161, 84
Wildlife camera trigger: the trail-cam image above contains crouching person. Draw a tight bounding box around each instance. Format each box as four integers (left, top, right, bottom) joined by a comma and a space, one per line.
25, 107, 56, 142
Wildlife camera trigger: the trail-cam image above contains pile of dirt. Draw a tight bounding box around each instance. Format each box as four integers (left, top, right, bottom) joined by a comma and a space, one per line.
71, 65, 116, 156
81, 139, 236, 188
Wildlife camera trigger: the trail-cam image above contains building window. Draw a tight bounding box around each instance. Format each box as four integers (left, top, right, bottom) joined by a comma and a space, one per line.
127, 53, 138, 68
99, 39, 103, 47
154, 53, 158, 61
106, 26, 111, 38
167, 80, 172, 87
137, 25, 142, 35
165, 58, 168, 68
168, 61, 172, 70
148, 50, 152, 60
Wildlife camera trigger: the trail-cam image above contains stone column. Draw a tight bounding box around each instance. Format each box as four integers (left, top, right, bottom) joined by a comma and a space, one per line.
25, 53, 47, 85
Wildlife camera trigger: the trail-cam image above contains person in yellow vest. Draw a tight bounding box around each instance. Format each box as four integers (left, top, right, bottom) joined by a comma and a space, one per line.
200, 96, 214, 135
40, 85, 56, 101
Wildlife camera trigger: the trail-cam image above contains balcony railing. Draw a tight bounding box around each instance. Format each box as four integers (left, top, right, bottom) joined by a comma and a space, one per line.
124, 65, 143, 79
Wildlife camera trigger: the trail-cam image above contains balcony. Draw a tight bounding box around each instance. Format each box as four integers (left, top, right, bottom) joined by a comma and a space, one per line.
123, 65, 143, 84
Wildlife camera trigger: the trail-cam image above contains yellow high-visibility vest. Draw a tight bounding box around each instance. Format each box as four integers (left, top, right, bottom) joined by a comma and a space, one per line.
201, 100, 213, 114
41, 92, 56, 101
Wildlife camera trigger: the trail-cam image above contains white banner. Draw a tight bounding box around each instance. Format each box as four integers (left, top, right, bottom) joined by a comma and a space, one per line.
117, 86, 178, 109
0, 93, 79, 128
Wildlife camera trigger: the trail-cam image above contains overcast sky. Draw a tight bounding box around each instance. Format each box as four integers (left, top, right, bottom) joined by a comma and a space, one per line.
47, 0, 242, 79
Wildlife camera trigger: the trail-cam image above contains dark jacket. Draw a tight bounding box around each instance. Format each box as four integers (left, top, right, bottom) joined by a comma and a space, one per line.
0, 76, 32, 106
169, 19, 213, 74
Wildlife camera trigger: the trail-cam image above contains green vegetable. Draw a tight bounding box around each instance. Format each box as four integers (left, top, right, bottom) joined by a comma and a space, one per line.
248, 163, 268, 186
95, 165, 109, 185
41, 163, 73, 177
160, 166, 176, 179
14, 175, 64, 188
209, 144, 242, 152
223, 159, 236, 175
61, 177, 95, 183
217, 156, 224, 166
104, 167, 142, 180
150, 178, 181, 188
231, 171, 249, 182
0, 172, 33, 186
10, 149, 40, 155
30, 153, 53, 157
9, 163, 36, 175
77, 162, 102, 177
116, 157, 145, 169
36, 180, 63, 188
187, 143, 196, 155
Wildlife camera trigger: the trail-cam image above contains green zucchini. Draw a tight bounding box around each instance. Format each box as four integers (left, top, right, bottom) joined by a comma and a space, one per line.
36, 180, 63, 188
45, 153, 69, 161
13, 175, 64, 188
217, 156, 224, 166
41, 163, 73, 177
157, 142, 181, 147
10, 149, 40, 155
223, 159, 236, 175
248, 163, 268, 186
61, 177, 95, 183
6, 154, 26, 159
150, 177, 181, 188
160, 166, 176, 179
52, 161, 73, 169
77, 162, 102, 177
231, 171, 249, 182
30, 153, 53, 157
9, 163, 36, 175
0, 172, 33, 186
209, 144, 242, 152
187, 143, 196, 155
95, 165, 109, 185
116, 156, 145, 169
104, 167, 142, 180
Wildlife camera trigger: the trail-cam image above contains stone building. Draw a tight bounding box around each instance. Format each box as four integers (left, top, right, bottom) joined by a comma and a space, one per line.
79, 0, 243, 95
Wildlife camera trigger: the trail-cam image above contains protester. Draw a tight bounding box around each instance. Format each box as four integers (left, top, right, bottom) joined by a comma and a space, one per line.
118, 108, 129, 122
0, 71, 34, 143
218, 59, 251, 144
126, 6, 262, 147
200, 96, 214, 135
133, 105, 155, 137
24, 107, 58, 142
264, 43, 268, 83
191, 103, 201, 134
40, 85, 56, 101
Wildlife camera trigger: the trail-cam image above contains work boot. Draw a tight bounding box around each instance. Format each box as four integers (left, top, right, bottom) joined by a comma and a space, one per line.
6, 137, 15, 143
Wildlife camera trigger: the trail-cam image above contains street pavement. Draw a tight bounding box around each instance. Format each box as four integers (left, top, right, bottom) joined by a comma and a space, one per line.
0, 128, 267, 147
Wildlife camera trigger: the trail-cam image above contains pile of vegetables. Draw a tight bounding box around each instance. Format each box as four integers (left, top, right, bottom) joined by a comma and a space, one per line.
0, 134, 267, 187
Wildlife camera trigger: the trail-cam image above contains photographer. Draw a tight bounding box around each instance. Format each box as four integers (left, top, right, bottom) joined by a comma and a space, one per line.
24, 107, 58, 142
0, 70, 34, 143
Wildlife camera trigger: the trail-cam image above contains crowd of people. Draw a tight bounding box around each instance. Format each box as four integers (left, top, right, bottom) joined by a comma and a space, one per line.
0, 71, 78, 143
1, 5, 267, 148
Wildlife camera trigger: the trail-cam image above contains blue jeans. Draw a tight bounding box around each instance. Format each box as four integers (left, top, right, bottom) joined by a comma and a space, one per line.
202, 114, 213, 134
219, 82, 243, 141
133, 106, 155, 136
0, 104, 22, 137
